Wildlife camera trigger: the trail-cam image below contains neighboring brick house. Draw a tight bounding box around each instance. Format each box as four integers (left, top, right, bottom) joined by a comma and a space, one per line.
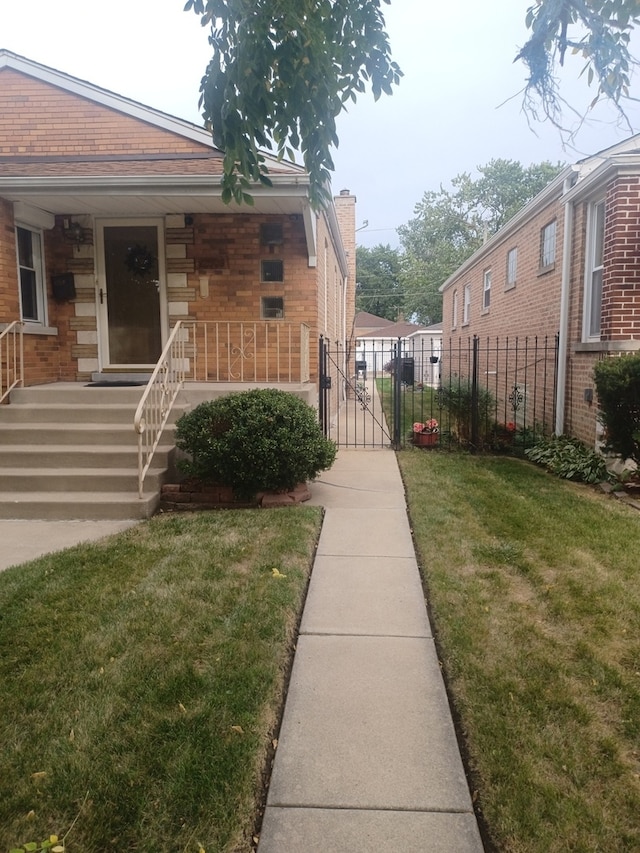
440, 135, 640, 447
0, 50, 355, 396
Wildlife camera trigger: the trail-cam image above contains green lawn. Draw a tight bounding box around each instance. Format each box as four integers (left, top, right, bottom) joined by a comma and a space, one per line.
0, 509, 322, 853
399, 449, 640, 853
4, 451, 640, 853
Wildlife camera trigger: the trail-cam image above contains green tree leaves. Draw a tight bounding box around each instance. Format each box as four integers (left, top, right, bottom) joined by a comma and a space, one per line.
184, 2, 638, 208
355, 244, 403, 321
517, 0, 640, 127
185, 0, 402, 208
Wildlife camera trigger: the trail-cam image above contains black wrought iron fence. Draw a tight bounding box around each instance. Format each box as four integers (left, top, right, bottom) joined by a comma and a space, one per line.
320, 334, 559, 451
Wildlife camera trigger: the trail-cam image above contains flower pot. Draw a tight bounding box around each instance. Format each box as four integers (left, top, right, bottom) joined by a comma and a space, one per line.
413, 431, 438, 447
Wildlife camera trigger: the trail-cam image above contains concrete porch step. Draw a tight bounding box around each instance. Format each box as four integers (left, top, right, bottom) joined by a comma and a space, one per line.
0, 445, 170, 469
0, 423, 177, 446
9, 383, 148, 405
0, 467, 165, 492
0, 490, 159, 520
0, 382, 191, 519
0, 403, 148, 424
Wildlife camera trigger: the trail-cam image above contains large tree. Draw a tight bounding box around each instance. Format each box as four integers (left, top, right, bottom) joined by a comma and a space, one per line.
517, 0, 640, 128
184, 0, 401, 206
398, 159, 565, 325
355, 244, 403, 321
186, 0, 640, 207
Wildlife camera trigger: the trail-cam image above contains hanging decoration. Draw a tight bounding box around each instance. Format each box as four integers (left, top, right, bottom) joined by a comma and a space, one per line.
125, 244, 156, 279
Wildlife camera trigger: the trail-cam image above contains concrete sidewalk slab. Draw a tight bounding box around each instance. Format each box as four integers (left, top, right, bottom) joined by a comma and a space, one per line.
307, 478, 403, 508
266, 634, 473, 812
308, 449, 404, 507
301, 555, 431, 638
0, 519, 140, 572
322, 448, 403, 474
316, 508, 416, 558
258, 808, 484, 853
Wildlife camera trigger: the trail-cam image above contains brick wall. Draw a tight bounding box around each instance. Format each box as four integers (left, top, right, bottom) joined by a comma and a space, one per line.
564, 350, 602, 445
0, 198, 19, 320
2, 204, 350, 386
169, 212, 323, 382
443, 194, 564, 343
601, 177, 640, 339
442, 171, 640, 448
442, 193, 565, 439
0, 69, 212, 157
565, 178, 640, 445
334, 189, 357, 339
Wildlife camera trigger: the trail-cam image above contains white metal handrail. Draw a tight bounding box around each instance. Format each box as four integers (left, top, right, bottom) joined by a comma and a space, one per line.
134, 321, 186, 498
0, 321, 24, 403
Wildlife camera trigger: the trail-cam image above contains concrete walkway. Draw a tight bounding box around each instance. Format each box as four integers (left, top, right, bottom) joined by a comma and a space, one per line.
0, 519, 140, 572
258, 448, 484, 852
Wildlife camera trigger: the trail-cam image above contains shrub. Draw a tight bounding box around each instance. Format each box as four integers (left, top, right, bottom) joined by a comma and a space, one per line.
593, 354, 640, 468
525, 435, 608, 484
175, 389, 336, 499
438, 379, 495, 445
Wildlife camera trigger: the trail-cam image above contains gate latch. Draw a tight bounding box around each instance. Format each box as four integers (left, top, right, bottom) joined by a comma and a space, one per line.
321, 376, 332, 389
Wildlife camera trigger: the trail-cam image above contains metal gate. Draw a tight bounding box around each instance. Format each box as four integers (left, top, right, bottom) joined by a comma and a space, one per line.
318, 337, 402, 448
319, 334, 559, 451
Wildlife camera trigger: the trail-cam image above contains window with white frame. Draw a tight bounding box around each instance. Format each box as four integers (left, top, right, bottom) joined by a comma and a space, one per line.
540, 219, 557, 269
583, 199, 605, 340
506, 247, 518, 289
482, 269, 491, 310
463, 283, 471, 324
452, 289, 458, 328
16, 225, 46, 323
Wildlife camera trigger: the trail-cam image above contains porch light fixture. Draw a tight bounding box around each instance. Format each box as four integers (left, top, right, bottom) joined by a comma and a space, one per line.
62, 218, 85, 249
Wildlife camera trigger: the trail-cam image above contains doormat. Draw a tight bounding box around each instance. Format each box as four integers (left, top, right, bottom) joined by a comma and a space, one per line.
85, 381, 147, 387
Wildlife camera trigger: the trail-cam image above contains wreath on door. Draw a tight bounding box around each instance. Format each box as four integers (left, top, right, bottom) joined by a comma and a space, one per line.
125, 244, 156, 279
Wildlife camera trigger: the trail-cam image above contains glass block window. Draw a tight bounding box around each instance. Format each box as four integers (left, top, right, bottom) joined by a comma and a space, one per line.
261, 260, 284, 282
260, 222, 283, 246
261, 296, 284, 319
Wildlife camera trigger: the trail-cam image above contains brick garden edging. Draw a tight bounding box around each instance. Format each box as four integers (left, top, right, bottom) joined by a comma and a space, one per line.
160, 480, 312, 511
598, 481, 640, 512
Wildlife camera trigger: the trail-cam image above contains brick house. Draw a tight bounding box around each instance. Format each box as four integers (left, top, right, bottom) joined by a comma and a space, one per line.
439, 135, 640, 447
0, 50, 356, 518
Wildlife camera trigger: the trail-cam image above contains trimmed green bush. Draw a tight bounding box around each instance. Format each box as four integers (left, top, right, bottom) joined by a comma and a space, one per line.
438, 379, 495, 445
525, 435, 608, 483
593, 354, 640, 468
175, 389, 336, 499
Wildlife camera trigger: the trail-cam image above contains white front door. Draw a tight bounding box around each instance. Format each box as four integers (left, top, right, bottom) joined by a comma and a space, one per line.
96, 219, 167, 369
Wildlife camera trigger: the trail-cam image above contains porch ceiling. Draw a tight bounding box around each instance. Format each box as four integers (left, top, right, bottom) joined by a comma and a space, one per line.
1, 175, 319, 266
0, 180, 311, 217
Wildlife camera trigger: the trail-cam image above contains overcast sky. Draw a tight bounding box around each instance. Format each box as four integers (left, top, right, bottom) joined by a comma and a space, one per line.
4, 0, 640, 248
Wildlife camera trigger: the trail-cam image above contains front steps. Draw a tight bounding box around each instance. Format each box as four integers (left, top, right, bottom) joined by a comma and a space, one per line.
0, 383, 181, 520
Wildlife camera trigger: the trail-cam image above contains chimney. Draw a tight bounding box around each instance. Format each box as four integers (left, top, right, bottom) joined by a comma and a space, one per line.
334, 189, 357, 331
